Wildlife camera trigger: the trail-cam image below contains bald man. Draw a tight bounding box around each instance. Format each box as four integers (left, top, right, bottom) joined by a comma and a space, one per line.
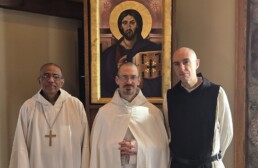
163, 47, 233, 168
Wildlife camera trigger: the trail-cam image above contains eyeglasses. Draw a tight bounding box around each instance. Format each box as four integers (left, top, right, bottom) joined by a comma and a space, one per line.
40, 73, 62, 81
118, 75, 139, 81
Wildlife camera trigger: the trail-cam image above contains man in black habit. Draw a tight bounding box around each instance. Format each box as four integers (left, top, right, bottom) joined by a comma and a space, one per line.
163, 47, 233, 168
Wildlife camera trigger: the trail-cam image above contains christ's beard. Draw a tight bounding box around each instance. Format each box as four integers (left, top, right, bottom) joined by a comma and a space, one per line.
123, 29, 136, 40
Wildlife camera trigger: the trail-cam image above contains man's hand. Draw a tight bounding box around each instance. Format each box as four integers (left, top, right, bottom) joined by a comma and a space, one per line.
119, 139, 137, 155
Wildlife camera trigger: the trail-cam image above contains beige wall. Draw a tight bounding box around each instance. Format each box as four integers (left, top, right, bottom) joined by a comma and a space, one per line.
0, 8, 82, 167
176, 0, 235, 168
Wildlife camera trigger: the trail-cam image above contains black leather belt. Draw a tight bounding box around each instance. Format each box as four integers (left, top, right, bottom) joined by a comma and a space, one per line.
172, 152, 222, 166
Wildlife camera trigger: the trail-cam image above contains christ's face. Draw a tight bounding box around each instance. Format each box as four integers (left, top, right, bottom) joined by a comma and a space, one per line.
120, 15, 138, 40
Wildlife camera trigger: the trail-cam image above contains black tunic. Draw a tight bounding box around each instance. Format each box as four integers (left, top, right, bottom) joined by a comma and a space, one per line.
167, 74, 220, 168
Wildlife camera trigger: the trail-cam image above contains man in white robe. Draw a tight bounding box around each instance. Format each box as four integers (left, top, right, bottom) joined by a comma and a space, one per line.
9, 63, 89, 168
90, 62, 169, 168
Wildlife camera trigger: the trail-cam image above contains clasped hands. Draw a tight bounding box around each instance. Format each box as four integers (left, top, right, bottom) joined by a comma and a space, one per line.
119, 139, 137, 155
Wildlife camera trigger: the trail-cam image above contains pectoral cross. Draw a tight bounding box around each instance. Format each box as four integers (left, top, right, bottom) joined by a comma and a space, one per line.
45, 130, 56, 146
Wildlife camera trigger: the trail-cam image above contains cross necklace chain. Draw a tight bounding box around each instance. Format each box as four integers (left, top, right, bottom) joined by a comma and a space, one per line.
41, 102, 64, 146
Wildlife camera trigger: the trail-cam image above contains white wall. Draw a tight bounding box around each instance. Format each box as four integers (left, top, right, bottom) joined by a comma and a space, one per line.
175, 0, 235, 167
0, 8, 82, 167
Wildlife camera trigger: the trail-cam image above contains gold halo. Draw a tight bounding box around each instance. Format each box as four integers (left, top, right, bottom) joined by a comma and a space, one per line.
109, 1, 152, 40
